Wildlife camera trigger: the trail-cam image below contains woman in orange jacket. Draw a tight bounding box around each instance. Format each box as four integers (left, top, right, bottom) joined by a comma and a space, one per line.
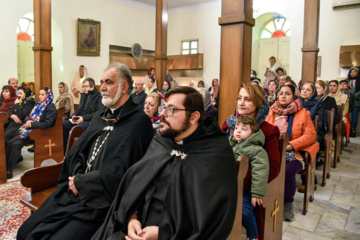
266, 85, 318, 222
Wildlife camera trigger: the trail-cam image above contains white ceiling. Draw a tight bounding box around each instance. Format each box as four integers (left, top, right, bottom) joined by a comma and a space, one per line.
114, 0, 221, 10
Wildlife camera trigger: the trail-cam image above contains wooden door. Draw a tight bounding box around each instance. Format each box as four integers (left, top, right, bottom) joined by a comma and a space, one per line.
17, 40, 35, 83
258, 38, 278, 82
278, 37, 290, 74
258, 37, 291, 80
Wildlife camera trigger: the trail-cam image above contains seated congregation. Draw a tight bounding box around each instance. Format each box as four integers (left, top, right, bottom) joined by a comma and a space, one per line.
0, 64, 359, 240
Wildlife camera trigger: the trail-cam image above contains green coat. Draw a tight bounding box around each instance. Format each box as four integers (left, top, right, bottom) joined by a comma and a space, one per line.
230, 129, 269, 198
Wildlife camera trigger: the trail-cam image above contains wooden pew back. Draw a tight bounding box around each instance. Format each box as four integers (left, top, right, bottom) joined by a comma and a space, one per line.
333, 104, 344, 167
260, 133, 288, 240
20, 125, 84, 212
0, 111, 9, 183
29, 107, 65, 167
227, 155, 249, 240
319, 109, 334, 186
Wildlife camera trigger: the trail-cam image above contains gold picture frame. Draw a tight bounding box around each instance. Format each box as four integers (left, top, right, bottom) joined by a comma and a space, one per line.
77, 18, 101, 56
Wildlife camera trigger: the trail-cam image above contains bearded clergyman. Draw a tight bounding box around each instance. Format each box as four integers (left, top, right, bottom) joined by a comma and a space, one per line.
92, 86, 237, 240
17, 63, 154, 240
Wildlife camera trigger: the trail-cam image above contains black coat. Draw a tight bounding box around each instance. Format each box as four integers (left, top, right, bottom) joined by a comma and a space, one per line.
73, 88, 104, 122
130, 90, 147, 109
17, 98, 154, 240
24, 103, 57, 129
92, 118, 237, 240
4, 98, 35, 142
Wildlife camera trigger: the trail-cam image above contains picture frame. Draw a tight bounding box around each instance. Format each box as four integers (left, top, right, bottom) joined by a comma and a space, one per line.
77, 18, 101, 56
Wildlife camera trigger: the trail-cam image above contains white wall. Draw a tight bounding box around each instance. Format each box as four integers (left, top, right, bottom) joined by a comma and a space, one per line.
0, 0, 155, 97
168, 0, 360, 85
168, 7, 221, 87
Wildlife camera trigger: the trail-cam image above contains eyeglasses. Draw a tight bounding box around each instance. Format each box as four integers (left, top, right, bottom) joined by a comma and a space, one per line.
163, 106, 188, 116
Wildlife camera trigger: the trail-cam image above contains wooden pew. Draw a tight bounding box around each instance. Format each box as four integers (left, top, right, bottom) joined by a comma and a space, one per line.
20, 126, 84, 213
258, 133, 288, 240
318, 109, 334, 186
333, 104, 344, 168
29, 107, 65, 167
0, 111, 9, 183
227, 155, 249, 240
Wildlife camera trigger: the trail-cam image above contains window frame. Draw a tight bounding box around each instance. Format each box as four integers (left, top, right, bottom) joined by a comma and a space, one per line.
181, 39, 199, 55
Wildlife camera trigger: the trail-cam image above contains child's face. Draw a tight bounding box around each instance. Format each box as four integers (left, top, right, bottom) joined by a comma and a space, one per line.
269, 59, 276, 66
234, 123, 252, 142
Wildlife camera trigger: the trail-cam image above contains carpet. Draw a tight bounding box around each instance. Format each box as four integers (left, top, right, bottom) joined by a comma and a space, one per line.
0, 180, 30, 240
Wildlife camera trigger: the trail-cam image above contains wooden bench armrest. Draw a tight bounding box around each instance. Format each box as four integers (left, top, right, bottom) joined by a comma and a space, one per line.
20, 162, 63, 194
300, 142, 320, 162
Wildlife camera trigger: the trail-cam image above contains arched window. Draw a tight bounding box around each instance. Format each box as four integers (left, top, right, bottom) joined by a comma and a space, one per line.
260, 17, 291, 39
16, 13, 34, 42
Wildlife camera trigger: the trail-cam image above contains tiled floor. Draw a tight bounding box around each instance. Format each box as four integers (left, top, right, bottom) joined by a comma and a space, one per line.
8, 138, 360, 239
283, 137, 360, 240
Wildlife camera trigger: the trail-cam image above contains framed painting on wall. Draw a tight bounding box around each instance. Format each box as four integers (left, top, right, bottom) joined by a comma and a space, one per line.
77, 18, 100, 56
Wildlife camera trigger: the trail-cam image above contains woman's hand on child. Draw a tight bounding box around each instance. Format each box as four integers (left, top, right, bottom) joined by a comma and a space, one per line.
251, 197, 263, 207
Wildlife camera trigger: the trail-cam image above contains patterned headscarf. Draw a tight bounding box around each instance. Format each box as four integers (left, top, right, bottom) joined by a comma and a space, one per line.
17, 86, 34, 106
17, 88, 54, 140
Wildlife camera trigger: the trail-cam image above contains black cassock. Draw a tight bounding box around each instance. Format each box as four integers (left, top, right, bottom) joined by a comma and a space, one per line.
18, 98, 154, 240
92, 118, 238, 240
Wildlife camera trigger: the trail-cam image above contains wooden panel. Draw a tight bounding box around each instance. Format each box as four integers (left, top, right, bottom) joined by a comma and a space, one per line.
301, 0, 320, 83
33, 0, 53, 100
227, 156, 249, 240
29, 107, 65, 167
218, 0, 254, 126
0, 112, 9, 183
339, 45, 360, 67
155, 0, 168, 89
109, 52, 204, 70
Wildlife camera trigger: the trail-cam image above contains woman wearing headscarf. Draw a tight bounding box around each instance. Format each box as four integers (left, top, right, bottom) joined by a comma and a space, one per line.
5, 87, 57, 179
222, 83, 280, 236
347, 67, 360, 136
0, 85, 17, 112
71, 65, 88, 104
299, 81, 327, 146
145, 77, 158, 94
160, 79, 171, 95
198, 87, 218, 122
208, 78, 220, 109
55, 82, 74, 121
329, 80, 351, 139
266, 85, 318, 221
329, 80, 349, 123
315, 80, 338, 133
144, 68, 155, 88
5, 86, 35, 143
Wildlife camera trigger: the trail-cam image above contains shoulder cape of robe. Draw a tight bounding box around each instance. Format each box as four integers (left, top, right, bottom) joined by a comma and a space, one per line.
18, 98, 154, 240
92, 118, 238, 240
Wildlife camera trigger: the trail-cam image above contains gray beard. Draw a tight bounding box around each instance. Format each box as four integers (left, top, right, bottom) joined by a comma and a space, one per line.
102, 84, 122, 107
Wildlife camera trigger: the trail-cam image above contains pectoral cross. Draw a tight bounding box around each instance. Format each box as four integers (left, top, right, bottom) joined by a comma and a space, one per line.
45, 139, 55, 156
271, 199, 280, 232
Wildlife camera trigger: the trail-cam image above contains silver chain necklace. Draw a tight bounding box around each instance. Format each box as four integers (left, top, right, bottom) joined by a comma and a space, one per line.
85, 129, 112, 173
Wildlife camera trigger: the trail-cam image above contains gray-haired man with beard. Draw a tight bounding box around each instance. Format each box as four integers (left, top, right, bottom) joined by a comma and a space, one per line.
18, 62, 154, 240
131, 78, 147, 109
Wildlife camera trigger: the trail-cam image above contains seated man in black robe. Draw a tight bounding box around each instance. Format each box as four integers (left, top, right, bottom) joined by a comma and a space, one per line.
17, 62, 154, 240
92, 86, 237, 240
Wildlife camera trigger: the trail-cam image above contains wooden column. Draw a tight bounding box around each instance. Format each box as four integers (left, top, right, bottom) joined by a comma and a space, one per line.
218, 0, 254, 126
155, 0, 168, 90
301, 0, 320, 84
0, 113, 9, 183
33, 0, 53, 99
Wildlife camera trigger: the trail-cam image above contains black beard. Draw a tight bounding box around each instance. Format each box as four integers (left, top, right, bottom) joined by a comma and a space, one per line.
159, 116, 191, 139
